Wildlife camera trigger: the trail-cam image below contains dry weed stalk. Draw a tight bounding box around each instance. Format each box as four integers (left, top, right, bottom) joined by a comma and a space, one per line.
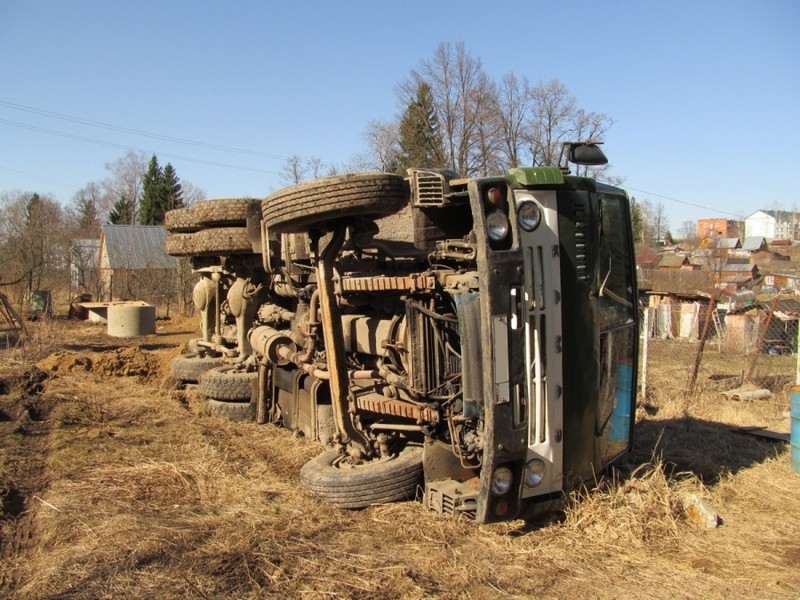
562, 456, 696, 549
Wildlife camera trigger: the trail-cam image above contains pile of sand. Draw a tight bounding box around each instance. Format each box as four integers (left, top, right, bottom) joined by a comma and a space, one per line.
36, 347, 165, 382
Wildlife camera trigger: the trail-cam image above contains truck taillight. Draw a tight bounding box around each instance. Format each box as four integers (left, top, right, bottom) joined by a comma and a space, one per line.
481, 182, 513, 250
485, 186, 505, 207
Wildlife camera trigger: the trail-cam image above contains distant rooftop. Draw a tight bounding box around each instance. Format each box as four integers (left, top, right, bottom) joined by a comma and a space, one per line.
100, 225, 177, 270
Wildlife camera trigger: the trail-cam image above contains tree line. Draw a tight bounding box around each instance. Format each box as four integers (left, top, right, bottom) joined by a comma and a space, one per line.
4, 41, 672, 311
0, 151, 203, 307
366, 42, 616, 179
278, 42, 619, 184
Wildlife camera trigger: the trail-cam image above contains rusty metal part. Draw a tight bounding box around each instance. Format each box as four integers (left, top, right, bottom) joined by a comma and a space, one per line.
340, 315, 401, 356
211, 270, 224, 346
250, 325, 295, 366
341, 274, 436, 293
228, 276, 261, 355
315, 225, 371, 454
355, 393, 439, 423
192, 276, 217, 342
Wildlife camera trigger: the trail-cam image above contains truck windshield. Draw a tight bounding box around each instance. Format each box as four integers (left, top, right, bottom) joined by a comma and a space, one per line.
596, 194, 635, 330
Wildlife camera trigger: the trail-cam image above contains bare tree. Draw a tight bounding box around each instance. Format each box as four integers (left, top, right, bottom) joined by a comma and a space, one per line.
67, 182, 103, 237
180, 180, 206, 207
678, 220, 698, 243
400, 41, 498, 176
281, 155, 305, 184
0, 191, 67, 307
496, 72, 533, 170
102, 150, 149, 222
527, 80, 579, 167
640, 199, 670, 244
280, 155, 328, 184
363, 119, 401, 172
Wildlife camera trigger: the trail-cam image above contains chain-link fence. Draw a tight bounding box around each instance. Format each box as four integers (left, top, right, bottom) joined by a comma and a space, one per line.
639, 295, 799, 402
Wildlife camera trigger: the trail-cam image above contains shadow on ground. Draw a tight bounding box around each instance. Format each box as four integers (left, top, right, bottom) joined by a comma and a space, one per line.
627, 415, 787, 484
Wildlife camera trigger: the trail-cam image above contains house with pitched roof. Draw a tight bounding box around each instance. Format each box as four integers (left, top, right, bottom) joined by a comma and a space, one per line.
99, 225, 177, 302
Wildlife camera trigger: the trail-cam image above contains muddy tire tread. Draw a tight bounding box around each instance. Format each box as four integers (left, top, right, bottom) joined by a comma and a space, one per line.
299, 445, 423, 508
262, 173, 408, 233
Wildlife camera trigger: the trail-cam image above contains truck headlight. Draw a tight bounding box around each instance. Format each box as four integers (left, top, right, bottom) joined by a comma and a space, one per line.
523, 458, 546, 487
490, 466, 514, 495
486, 210, 510, 242
518, 201, 542, 232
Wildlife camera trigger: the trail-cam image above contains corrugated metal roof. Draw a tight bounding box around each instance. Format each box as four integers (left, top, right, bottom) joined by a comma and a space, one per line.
101, 225, 177, 270
658, 255, 689, 268
742, 236, 766, 251
720, 263, 756, 273
716, 237, 741, 249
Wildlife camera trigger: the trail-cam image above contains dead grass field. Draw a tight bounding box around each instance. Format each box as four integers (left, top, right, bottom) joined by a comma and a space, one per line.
1, 318, 799, 599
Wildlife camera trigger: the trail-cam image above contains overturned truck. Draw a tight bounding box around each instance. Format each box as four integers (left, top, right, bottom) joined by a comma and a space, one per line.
166, 142, 639, 524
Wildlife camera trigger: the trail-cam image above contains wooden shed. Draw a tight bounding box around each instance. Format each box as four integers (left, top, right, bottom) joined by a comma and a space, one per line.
98, 225, 177, 303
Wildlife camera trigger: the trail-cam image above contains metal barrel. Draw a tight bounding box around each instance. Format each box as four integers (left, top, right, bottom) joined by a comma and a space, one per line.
792, 387, 800, 474
609, 363, 634, 443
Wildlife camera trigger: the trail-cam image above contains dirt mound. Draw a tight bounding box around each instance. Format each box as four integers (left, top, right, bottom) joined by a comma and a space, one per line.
92, 347, 163, 381
36, 351, 92, 374
35, 347, 166, 383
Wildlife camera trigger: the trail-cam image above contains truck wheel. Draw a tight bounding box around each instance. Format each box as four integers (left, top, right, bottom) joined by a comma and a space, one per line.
299, 445, 423, 509
204, 399, 254, 422
193, 198, 260, 227
164, 207, 202, 233
262, 173, 409, 234
170, 353, 224, 383
199, 366, 257, 401
165, 232, 199, 257
194, 227, 255, 256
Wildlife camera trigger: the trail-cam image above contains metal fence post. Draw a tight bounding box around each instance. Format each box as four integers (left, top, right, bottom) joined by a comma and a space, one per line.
640, 306, 649, 401
796, 317, 800, 386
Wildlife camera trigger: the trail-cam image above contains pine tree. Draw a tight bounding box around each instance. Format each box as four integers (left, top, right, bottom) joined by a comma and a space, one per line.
108, 195, 134, 224
139, 155, 164, 225
396, 81, 447, 173
162, 163, 183, 212
139, 156, 184, 224
24, 193, 41, 227
77, 198, 100, 233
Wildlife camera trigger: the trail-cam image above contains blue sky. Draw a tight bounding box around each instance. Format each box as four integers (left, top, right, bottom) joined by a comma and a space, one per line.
1, 1, 798, 233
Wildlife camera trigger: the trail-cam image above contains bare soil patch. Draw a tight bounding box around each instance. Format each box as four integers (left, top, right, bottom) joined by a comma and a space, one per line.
1, 318, 799, 598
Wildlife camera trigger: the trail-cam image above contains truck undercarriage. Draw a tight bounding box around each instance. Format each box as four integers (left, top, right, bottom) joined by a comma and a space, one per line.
165, 147, 638, 523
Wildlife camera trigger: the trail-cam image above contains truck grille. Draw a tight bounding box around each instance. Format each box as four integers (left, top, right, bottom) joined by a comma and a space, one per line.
411, 171, 446, 206
424, 480, 478, 518
574, 201, 589, 282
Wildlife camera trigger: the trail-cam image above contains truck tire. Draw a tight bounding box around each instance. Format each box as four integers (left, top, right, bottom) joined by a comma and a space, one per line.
204, 399, 254, 422
199, 366, 257, 401
170, 353, 224, 383
165, 207, 202, 233
299, 445, 423, 509
165, 232, 198, 257
262, 173, 409, 234
194, 198, 260, 227
194, 227, 255, 256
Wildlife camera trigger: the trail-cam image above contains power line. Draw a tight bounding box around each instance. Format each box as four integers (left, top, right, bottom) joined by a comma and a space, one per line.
3, 99, 748, 221
0, 99, 290, 161
607, 182, 748, 221
0, 165, 78, 192
0, 118, 281, 176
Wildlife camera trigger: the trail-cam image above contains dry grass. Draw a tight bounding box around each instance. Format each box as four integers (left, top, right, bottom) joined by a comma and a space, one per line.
1, 320, 800, 599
